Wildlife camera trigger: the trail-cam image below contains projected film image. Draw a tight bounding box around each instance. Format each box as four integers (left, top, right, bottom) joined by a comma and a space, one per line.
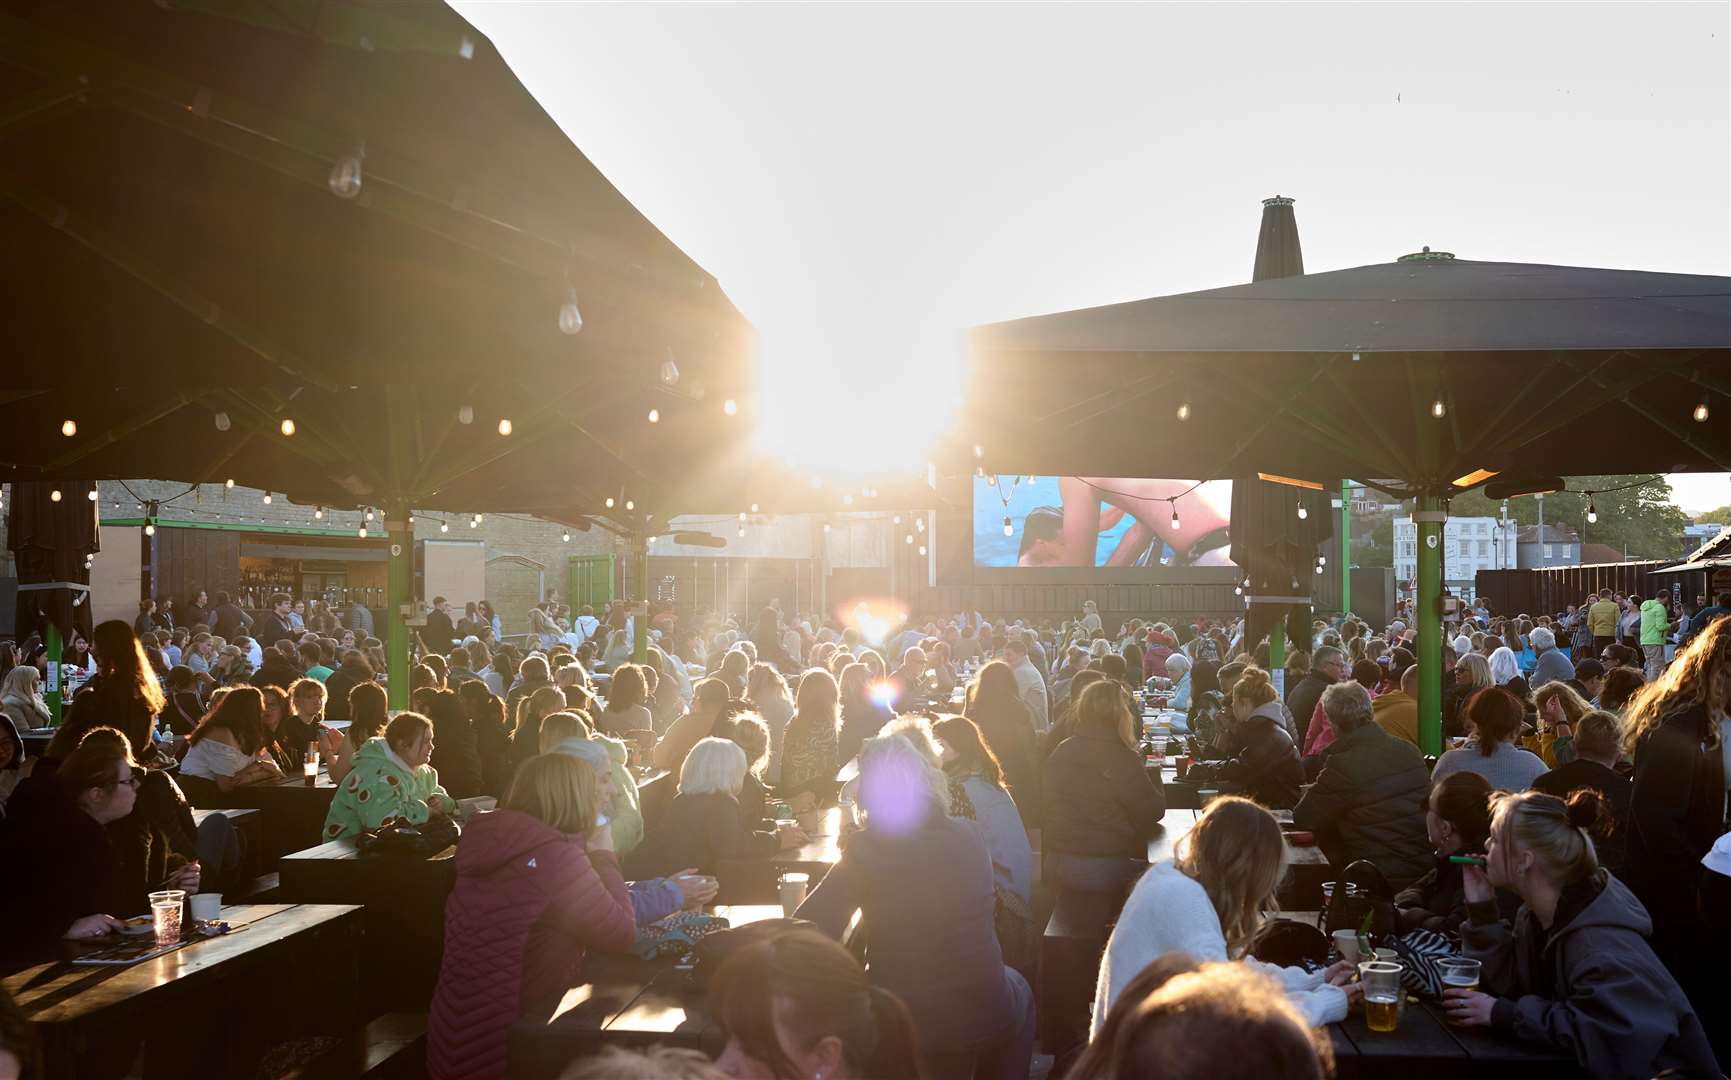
973, 476, 1235, 569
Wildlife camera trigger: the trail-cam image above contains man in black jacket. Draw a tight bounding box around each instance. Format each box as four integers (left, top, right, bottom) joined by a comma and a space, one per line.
254, 593, 296, 649
1532, 710, 1631, 871
1294, 680, 1433, 889
1286, 645, 1345, 747
210, 591, 251, 642
421, 596, 458, 656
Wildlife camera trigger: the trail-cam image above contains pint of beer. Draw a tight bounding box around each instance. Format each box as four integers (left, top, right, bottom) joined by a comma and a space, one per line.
1358, 961, 1403, 1033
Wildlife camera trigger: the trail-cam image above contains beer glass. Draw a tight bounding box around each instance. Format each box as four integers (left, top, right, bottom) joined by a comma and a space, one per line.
1358, 961, 1403, 1032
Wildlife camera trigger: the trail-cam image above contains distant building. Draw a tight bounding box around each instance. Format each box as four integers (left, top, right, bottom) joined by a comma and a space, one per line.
1516, 524, 1582, 569
1394, 516, 1518, 597
1579, 543, 1626, 565
1682, 523, 1724, 559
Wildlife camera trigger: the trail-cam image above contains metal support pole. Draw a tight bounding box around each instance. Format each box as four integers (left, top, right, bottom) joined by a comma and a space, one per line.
1340, 481, 1352, 617
386, 504, 413, 711
45, 620, 62, 725
1415, 498, 1445, 755
632, 534, 649, 663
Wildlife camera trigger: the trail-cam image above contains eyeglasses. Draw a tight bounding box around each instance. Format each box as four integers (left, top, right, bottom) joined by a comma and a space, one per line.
107, 766, 145, 791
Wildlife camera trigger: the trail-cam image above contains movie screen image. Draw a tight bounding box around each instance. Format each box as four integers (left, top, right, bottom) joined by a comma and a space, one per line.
973, 476, 1235, 569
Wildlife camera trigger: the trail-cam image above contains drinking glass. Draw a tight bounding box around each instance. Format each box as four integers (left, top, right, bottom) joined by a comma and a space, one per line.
1358, 961, 1404, 1032
1439, 957, 1481, 998
303, 751, 320, 786
151, 899, 182, 946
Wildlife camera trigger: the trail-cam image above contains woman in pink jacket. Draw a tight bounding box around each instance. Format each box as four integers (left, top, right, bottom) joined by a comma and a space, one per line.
428, 753, 635, 1080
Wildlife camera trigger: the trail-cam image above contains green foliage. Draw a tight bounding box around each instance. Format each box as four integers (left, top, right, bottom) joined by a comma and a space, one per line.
1697, 504, 1731, 526
1449, 475, 1688, 561
1359, 517, 1395, 568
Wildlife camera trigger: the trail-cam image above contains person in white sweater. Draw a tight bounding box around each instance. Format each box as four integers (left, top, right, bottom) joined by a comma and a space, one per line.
1092, 796, 1359, 1036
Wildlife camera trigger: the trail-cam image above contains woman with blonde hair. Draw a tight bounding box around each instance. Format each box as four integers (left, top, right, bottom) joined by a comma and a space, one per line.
835, 662, 890, 767
0, 665, 51, 732
510, 685, 567, 775
779, 668, 840, 806
429, 753, 635, 1080
1092, 796, 1355, 1035
745, 662, 794, 785
1528, 680, 1591, 768
1620, 616, 1730, 1014
1446, 789, 1717, 1078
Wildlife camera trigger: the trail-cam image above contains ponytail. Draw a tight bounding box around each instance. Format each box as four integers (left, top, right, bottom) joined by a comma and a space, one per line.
1489, 789, 1602, 885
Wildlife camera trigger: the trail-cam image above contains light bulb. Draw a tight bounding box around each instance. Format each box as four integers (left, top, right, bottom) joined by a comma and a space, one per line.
1315, 564, 1324, 575
751, 503, 761, 514
1175, 403, 1190, 422
647, 408, 659, 424
358, 526, 368, 538
973, 444, 984, 459
559, 288, 584, 336
262, 492, 272, 504
457, 405, 474, 425
659, 352, 680, 386
1587, 501, 1598, 524
916, 518, 926, 532
1318, 555, 1327, 566
474, 514, 483, 524
561, 531, 571, 542
919, 545, 928, 556
328, 145, 364, 199
737, 526, 746, 537
49, 489, 62, 502
497, 418, 513, 436
1430, 399, 1446, 419
1234, 585, 1243, 596
440, 521, 449, 533
225, 478, 235, 489
314, 507, 324, 519
1297, 505, 1309, 520
1694, 401, 1710, 423
605, 497, 616, 509
280, 418, 296, 436
365, 508, 374, 521
722, 399, 738, 417
469, 518, 478, 529
214, 411, 231, 432
144, 523, 155, 536
905, 534, 914, 545
60, 419, 76, 437
823, 522, 832, 533
407, 515, 415, 524
87, 489, 98, 501
1003, 515, 1013, 537
986, 474, 997, 486
1171, 509, 1181, 530
624, 500, 635, 511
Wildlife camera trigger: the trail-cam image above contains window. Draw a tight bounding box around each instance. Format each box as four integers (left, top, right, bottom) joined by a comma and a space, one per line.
1478, 541, 1489, 557
1543, 543, 1554, 559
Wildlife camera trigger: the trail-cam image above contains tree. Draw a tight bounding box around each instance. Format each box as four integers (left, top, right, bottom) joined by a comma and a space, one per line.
1697, 504, 1731, 526
1360, 517, 1394, 568
1448, 474, 1688, 561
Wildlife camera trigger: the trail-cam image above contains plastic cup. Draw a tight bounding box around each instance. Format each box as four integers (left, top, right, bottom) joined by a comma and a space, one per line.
303, 752, 320, 786
151, 900, 182, 946
1174, 755, 1191, 779
1331, 930, 1362, 963
188, 893, 222, 923
1359, 961, 1404, 1032
1439, 957, 1481, 1000
778, 872, 809, 915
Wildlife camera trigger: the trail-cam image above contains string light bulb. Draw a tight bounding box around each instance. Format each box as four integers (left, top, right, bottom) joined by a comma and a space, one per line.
60, 419, 76, 437
474, 514, 483, 524
49, 489, 61, 502
905, 533, 914, 545
647, 408, 659, 424
1297, 504, 1309, 520
1694, 400, 1710, 423
1175, 403, 1190, 422
358, 525, 368, 538
328, 143, 364, 199
1318, 555, 1327, 566
1170, 506, 1181, 531
86, 489, 98, 501
919, 545, 928, 556
457, 405, 474, 425
1003, 515, 1013, 537
659, 352, 680, 386
280, 418, 296, 436
722, 399, 738, 417
314, 507, 324, 519
1315, 563, 1324, 574
214, 411, 231, 432
751, 503, 760, 514
561, 531, 571, 542
737, 525, 746, 537
469, 518, 478, 529
497, 418, 513, 436
624, 500, 635, 511
225, 478, 235, 490
558, 288, 583, 336
605, 497, 616, 509
823, 522, 832, 533
1587, 500, 1598, 524
144, 523, 156, 537
262, 492, 273, 504
440, 521, 449, 533
1430, 399, 1446, 419
365, 508, 374, 521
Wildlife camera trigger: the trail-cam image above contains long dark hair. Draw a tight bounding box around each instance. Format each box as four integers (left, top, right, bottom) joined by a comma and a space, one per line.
348, 682, 389, 744
189, 686, 266, 755
457, 679, 506, 730
965, 660, 1022, 718
932, 715, 1005, 788
710, 929, 921, 1080
605, 664, 646, 711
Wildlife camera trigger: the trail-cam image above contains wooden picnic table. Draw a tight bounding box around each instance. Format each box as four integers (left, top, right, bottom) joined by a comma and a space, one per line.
715, 807, 844, 904
3, 902, 362, 1078
506, 904, 783, 1079
190, 766, 339, 860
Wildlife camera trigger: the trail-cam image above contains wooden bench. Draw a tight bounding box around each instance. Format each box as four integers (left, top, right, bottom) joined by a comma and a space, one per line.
1038, 887, 1127, 1057
281, 1013, 428, 1080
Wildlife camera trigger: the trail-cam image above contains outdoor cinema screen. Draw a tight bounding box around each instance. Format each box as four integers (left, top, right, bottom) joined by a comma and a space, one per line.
973, 476, 1236, 569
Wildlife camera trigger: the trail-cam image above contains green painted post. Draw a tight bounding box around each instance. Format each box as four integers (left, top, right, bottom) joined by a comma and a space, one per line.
45, 620, 63, 725
1269, 620, 1286, 672
1415, 494, 1445, 755
386, 504, 413, 711
632, 535, 650, 663
1340, 481, 1352, 617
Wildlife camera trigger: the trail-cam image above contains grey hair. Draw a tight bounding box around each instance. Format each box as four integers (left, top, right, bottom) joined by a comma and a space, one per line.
1530, 626, 1556, 651
1165, 652, 1192, 677
858, 728, 951, 816
678, 736, 748, 797
1312, 646, 1346, 670
1321, 681, 1374, 734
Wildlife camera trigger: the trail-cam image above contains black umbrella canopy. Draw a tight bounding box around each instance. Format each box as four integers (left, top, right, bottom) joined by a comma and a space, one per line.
0, 0, 780, 516
966, 256, 1731, 491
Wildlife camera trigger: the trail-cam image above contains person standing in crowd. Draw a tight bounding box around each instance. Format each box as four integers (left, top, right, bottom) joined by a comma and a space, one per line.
1685, 590, 1731, 640
1586, 589, 1620, 654
421, 596, 458, 656
1446, 790, 1718, 1078
254, 593, 296, 649
1293, 681, 1433, 889
1620, 618, 1728, 1020
183, 589, 211, 631
1638, 593, 1678, 681
1431, 687, 1549, 792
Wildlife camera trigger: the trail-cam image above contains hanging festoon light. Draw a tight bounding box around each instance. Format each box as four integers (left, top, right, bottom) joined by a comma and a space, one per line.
722, 399, 738, 417
1175, 402, 1191, 422
916, 518, 926, 533
750, 503, 760, 514
605, 496, 616, 509
823, 522, 832, 534
457, 405, 474, 425
439, 520, 449, 533
87, 489, 98, 501
659, 350, 680, 387
214, 411, 231, 432
497, 418, 513, 436
919, 545, 928, 556
558, 288, 583, 336
647, 409, 660, 424
1297, 503, 1309, 520
365, 508, 375, 522
314, 507, 324, 519
262, 491, 273, 504
224, 478, 235, 490
624, 500, 634, 511
561, 530, 571, 542
1587, 498, 1598, 524
328, 141, 364, 199
1694, 398, 1710, 423
469, 517, 478, 529
1002, 515, 1013, 537
905, 533, 914, 545
474, 513, 484, 525
1170, 502, 1181, 531
144, 522, 156, 537
60, 419, 76, 437
358, 525, 368, 538
280, 417, 296, 436
49, 489, 62, 502
1430, 399, 1446, 419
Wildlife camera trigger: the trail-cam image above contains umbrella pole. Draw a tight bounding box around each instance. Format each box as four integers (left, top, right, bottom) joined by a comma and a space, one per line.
387, 503, 413, 711
1340, 481, 1352, 616
631, 533, 649, 664
1415, 496, 1445, 755
45, 620, 62, 725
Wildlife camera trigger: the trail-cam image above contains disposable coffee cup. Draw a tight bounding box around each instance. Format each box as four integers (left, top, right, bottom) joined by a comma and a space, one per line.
188, 893, 222, 923
778, 872, 810, 915
1331, 929, 1362, 963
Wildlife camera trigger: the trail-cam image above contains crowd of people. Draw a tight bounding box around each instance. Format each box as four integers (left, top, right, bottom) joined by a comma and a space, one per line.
0, 580, 1727, 1080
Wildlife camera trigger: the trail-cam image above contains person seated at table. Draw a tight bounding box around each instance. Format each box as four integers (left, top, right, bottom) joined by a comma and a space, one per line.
158, 665, 207, 743
709, 928, 923, 1080
178, 686, 286, 792
254, 684, 299, 771
963, 660, 1042, 830
716, 708, 772, 825
793, 730, 1035, 1080
327, 681, 388, 787
1160, 652, 1193, 712
415, 686, 482, 800
933, 715, 1036, 969
1092, 796, 1356, 1036
1044, 680, 1166, 893
0, 731, 202, 965
1078, 954, 1333, 1080
835, 662, 893, 769
545, 717, 648, 856
599, 664, 656, 744
321, 712, 457, 841
1042, 668, 1107, 758
455, 679, 514, 797
1527, 680, 1591, 769
428, 753, 636, 1080
0, 664, 52, 732
509, 685, 568, 778
284, 677, 343, 767
65, 620, 168, 763
1213, 667, 1303, 809
1393, 771, 1519, 934
1445, 789, 1718, 1078
779, 668, 841, 809
1431, 687, 1549, 793
1530, 709, 1631, 872
625, 737, 802, 879
1292, 681, 1433, 889
652, 677, 731, 774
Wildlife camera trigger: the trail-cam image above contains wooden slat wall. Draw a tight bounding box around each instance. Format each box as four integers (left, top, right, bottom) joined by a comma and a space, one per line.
150, 528, 240, 607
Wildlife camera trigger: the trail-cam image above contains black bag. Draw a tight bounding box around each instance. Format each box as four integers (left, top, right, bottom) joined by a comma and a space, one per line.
1249, 918, 1331, 968
355, 815, 461, 857
1320, 858, 1397, 940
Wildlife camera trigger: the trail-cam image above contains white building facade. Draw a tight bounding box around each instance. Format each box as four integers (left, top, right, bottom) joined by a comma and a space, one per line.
1394, 515, 1520, 597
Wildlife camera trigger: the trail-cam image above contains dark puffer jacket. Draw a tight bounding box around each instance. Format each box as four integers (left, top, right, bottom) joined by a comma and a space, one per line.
1293, 722, 1433, 889
1284, 670, 1333, 749
1217, 703, 1304, 809
428, 809, 634, 1080
1626, 704, 1726, 936
1043, 728, 1166, 859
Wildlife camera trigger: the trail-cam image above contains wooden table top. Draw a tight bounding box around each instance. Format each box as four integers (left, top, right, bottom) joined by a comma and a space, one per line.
3, 903, 361, 1028
773, 807, 842, 868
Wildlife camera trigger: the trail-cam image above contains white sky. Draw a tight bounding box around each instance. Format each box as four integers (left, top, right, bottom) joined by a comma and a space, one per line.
454, 1, 1731, 512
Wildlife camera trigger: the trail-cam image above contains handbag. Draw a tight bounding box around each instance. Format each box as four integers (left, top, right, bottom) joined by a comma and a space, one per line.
355, 815, 461, 857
